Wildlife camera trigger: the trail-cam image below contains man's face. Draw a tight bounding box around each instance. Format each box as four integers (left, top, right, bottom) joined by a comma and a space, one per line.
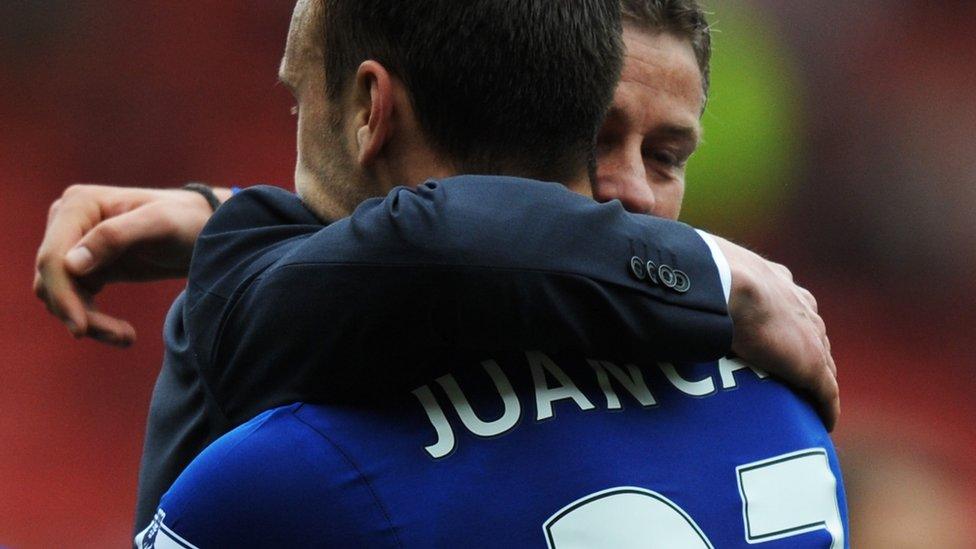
280, 0, 368, 220
593, 27, 704, 221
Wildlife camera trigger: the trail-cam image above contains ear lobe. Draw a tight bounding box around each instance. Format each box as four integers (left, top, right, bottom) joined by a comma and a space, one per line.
355, 60, 395, 166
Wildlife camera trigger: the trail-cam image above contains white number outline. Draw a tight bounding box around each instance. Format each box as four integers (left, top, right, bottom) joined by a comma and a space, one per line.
544, 447, 843, 548
735, 448, 843, 547
543, 486, 714, 549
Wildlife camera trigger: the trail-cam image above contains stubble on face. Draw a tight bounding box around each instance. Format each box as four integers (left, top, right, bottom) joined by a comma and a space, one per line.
280, 0, 374, 221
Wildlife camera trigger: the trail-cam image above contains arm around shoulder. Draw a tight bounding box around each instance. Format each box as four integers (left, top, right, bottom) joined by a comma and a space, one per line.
210, 177, 735, 421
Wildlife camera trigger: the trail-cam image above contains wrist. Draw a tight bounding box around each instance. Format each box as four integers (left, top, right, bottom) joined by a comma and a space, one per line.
178, 186, 233, 212
213, 187, 233, 204
182, 183, 222, 212
714, 236, 764, 320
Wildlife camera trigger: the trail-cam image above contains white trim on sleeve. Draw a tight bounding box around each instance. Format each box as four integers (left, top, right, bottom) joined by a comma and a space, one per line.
134, 508, 201, 549
695, 230, 732, 304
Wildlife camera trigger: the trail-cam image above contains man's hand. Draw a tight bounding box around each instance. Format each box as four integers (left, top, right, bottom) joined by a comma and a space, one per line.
33, 184, 230, 347
715, 236, 840, 431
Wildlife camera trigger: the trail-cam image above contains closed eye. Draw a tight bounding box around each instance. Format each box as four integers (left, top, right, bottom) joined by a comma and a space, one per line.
646, 149, 686, 168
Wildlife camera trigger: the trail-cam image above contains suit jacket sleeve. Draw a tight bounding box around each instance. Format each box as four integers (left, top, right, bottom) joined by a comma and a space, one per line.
191, 176, 734, 426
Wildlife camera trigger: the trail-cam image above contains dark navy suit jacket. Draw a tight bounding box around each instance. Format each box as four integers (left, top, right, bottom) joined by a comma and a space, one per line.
134, 175, 734, 532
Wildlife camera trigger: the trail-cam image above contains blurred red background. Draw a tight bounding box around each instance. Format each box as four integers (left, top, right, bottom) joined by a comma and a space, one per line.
1, 1, 974, 547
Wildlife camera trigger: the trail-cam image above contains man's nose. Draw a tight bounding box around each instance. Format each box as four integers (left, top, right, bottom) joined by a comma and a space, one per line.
593, 155, 657, 215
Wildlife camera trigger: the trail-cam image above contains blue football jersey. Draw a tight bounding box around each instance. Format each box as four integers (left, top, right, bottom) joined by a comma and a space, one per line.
139, 354, 848, 548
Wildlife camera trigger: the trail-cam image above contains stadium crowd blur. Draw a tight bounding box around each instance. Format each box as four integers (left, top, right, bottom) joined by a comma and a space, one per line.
1, 1, 973, 546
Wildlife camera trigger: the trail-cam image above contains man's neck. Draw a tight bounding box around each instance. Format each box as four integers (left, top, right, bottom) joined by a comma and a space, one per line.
301, 164, 591, 222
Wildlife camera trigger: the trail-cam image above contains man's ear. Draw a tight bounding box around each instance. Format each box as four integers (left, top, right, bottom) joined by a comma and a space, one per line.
353, 60, 395, 167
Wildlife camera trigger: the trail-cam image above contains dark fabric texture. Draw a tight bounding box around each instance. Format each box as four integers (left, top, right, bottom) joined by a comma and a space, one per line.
134, 175, 733, 533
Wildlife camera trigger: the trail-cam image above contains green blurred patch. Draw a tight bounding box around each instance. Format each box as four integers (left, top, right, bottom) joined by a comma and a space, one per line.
682, 4, 802, 238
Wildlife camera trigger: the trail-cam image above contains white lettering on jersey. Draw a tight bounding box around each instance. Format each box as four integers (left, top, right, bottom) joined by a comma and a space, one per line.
588, 359, 657, 409
437, 360, 521, 437
528, 351, 596, 421
413, 384, 457, 459
413, 352, 769, 460
658, 362, 717, 397
719, 357, 769, 389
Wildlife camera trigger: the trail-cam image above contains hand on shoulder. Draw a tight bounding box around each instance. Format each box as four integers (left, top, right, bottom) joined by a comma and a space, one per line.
715, 235, 839, 430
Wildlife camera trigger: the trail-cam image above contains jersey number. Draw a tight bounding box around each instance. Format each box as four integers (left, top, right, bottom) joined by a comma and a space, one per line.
543, 449, 844, 548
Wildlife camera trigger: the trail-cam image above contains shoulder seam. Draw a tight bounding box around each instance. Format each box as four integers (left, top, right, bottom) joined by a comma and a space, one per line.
290, 407, 405, 549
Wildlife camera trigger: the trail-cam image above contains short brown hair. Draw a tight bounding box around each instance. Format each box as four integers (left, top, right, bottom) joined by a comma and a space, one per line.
321, 0, 624, 182
620, 0, 712, 102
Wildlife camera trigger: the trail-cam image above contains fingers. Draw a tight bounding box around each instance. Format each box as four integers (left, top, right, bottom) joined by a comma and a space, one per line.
803, 298, 835, 380
63, 205, 169, 279
86, 309, 137, 348
35, 266, 135, 346
806, 306, 838, 429
822, 333, 836, 378
813, 368, 841, 432
774, 262, 794, 282
793, 279, 836, 383
804, 325, 838, 430
805, 294, 836, 380
35, 186, 108, 334
33, 276, 82, 337
54, 207, 151, 344
35, 184, 152, 339
36, 241, 90, 335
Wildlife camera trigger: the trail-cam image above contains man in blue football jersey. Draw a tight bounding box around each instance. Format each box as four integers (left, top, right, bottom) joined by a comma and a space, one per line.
33, 0, 844, 546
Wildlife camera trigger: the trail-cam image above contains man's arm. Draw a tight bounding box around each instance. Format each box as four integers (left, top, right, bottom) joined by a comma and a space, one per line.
33, 182, 837, 428
200, 178, 835, 429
